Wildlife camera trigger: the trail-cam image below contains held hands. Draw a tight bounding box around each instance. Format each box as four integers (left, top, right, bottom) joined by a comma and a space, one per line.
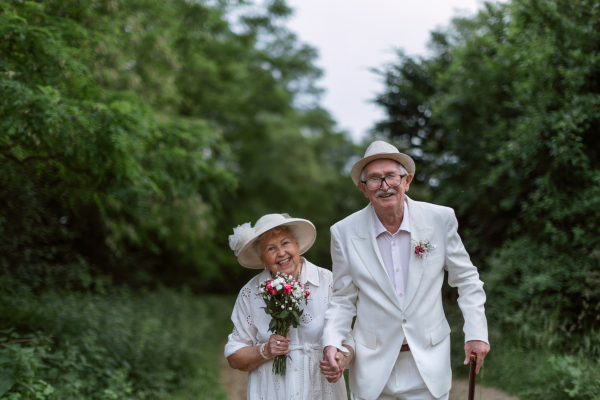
265, 334, 290, 359
320, 345, 351, 383
464, 340, 490, 374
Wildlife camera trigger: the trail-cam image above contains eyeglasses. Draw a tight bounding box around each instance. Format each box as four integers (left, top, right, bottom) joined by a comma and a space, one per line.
361, 174, 407, 190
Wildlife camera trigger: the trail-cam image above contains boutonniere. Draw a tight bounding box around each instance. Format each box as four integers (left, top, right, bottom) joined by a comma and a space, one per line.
412, 238, 436, 259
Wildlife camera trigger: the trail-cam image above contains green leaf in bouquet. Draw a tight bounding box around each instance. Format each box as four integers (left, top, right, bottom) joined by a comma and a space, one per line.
264, 298, 275, 310
279, 310, 289, 319
269, 319, 277, 331
291, 310, 299, 321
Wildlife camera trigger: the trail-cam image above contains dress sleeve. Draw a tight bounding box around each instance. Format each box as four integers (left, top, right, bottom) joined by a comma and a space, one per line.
224, 287, 258, 358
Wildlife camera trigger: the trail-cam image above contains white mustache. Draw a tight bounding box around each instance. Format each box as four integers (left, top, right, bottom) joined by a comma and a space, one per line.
375, 187, 398, 197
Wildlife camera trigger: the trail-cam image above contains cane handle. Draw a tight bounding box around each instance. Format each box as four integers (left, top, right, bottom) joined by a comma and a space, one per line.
468, 353, 477, 400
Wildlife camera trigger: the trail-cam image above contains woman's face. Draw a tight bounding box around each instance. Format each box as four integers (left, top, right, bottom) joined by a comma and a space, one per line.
259, 230, 301, 279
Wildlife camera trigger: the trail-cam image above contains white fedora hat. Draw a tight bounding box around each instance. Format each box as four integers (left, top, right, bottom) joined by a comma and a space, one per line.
228, 213, 316, 269
350, 140, 415, 186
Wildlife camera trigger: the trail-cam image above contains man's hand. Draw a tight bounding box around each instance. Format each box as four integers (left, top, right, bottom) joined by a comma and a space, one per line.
464, 340, 490, 374
320, 346, 344, 382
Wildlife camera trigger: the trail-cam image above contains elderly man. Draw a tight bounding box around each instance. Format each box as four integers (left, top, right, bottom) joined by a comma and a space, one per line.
320, 141, 490, 400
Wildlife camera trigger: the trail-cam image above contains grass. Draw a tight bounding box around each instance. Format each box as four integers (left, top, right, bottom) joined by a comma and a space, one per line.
1, 270, 237, 400
445, 297, 600, 400
161, 296, 235, 400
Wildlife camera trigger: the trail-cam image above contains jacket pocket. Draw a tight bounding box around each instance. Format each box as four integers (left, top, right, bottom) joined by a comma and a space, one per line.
430, 318, 451, 346
352, 322, 377, 350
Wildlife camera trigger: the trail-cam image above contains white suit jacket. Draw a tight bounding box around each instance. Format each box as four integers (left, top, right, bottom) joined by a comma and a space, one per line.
322, 196, 488, 399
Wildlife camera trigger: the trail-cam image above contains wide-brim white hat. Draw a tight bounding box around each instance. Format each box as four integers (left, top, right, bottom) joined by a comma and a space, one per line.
350, 140, 415, 186
228, 214, 316, 269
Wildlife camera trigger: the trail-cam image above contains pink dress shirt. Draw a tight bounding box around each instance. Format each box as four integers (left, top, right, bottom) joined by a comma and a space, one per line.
372, 201, 411, 308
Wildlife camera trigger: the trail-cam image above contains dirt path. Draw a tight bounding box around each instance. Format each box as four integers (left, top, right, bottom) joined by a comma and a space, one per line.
448, 380, 518, 400
220, 349, 518, 400
219, 350, 248, 400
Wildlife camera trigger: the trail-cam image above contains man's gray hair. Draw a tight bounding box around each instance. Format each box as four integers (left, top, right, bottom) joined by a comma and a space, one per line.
360, 160, 408, 181
254, 225, 299, 257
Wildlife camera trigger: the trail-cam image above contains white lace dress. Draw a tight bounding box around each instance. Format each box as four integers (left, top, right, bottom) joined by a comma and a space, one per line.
225, 259, 353, 400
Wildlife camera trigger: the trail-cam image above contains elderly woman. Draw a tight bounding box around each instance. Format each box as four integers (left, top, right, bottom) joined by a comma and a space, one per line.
225, 213, 354, 400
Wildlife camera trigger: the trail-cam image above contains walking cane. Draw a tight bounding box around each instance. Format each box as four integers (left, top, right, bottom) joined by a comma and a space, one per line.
468, 353, 477, 400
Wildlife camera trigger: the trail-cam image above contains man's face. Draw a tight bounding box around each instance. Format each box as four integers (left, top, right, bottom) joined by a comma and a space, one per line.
358, 159, 413, 211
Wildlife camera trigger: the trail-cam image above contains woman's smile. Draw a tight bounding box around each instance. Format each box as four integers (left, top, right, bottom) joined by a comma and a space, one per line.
277, 257, 292, 266
259, 231, 302, 279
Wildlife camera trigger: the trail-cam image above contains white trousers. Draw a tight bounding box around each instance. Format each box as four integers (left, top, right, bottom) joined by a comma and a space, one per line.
351, 351, 449, 400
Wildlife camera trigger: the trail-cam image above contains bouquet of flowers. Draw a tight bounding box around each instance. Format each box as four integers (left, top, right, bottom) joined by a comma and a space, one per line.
257, 272, 310, 375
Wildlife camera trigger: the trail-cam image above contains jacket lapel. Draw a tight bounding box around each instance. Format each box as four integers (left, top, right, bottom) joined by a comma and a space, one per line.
351, 204, 403, 312
403, 196, 433, 311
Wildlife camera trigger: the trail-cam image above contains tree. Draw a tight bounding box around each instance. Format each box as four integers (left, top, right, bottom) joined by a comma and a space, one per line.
0, 0, 361, 291
373, 0, 600, 349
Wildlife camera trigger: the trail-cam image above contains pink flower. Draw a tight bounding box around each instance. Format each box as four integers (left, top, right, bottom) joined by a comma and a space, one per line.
266, 284, 278, 295
284, 283, 292, 295
305, 290, 310, 299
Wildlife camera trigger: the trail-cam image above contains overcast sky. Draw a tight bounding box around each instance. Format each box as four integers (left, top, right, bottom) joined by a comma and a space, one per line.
285, 0, 485, 142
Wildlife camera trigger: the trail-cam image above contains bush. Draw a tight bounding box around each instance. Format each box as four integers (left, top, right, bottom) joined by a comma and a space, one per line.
0, 270, 233, 399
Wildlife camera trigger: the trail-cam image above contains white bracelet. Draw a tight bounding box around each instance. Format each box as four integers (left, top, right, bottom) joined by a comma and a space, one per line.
259, 343, 268, 359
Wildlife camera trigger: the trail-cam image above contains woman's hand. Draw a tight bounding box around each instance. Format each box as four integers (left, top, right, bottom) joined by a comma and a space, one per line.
265, 334, 290, 359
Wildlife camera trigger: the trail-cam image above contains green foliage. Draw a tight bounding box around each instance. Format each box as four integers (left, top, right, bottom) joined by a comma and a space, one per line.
548, 355, 600, 399
0, 0, 235, 288
445, 295, 600, 400
0, 268, 233, 399
0, 0, 360, 292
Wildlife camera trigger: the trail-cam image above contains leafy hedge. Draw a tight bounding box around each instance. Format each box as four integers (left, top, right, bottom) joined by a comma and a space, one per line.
0, 268, 233, 399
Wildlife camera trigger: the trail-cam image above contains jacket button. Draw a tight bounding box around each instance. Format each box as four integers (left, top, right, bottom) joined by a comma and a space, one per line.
402, 319, 407, 324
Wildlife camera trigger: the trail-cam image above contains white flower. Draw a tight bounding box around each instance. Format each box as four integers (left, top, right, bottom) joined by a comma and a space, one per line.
281, 305, 284, 309
228, 223, 255, 256
289, 307, 292, 310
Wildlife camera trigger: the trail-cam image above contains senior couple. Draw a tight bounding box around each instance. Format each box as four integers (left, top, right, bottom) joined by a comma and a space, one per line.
225, 141, 490, 400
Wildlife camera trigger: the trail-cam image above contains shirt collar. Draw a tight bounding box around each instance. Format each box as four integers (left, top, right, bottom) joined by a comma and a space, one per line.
299, 258, 320, 287
372, 201, 411, 237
